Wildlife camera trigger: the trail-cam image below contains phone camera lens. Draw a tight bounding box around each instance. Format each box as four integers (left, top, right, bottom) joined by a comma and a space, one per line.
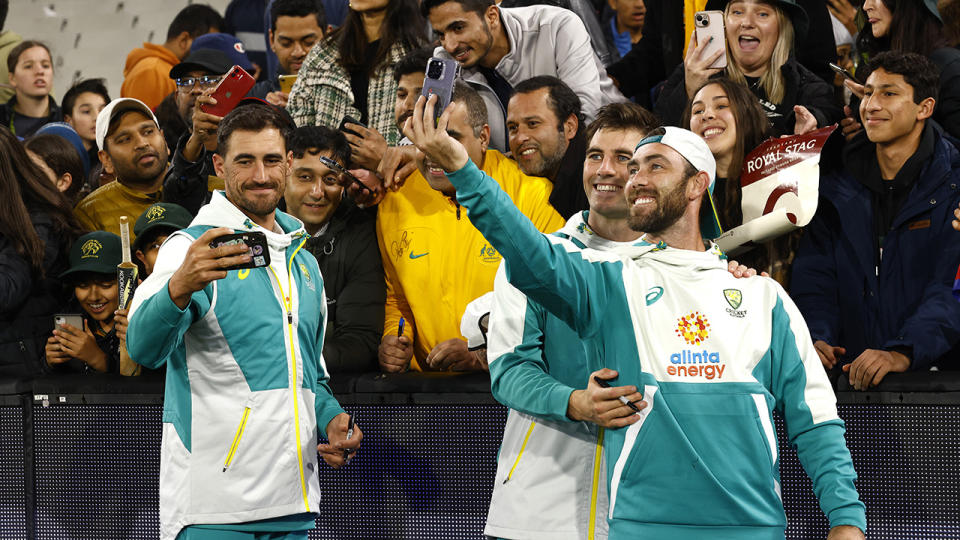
427, 60, 443, 79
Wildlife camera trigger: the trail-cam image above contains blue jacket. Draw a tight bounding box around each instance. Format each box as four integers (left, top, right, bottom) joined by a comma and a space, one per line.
791, 126, 960, 370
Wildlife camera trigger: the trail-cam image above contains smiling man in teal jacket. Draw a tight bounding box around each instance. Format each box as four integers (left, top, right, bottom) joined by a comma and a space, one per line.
405, 93, 866, 539
127, 102, 360, 540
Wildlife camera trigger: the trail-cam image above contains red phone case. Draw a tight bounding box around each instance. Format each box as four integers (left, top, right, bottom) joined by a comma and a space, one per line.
201, 66, 256, 117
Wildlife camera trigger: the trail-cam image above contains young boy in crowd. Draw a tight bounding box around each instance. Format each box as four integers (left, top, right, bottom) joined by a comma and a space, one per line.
45, 231, 127, 373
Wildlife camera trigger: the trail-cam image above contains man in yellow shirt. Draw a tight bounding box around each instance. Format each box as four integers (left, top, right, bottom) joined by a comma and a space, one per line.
377, 83, 565, 373
74, 98, 168, 240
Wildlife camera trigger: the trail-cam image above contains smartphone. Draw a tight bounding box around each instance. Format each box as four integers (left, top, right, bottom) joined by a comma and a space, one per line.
54, 314, 84, 331
278, 74, 297, 94
694, 11, 727, 70
338, 115, 366, 137
201, 65, 257, 117
318, 155, 371, 194
208, 231, 270, 271
829, 62, 860, 84
421, 57, 460, 123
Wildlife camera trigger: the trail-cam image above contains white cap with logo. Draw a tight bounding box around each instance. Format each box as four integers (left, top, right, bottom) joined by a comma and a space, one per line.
96, 98, 161, 150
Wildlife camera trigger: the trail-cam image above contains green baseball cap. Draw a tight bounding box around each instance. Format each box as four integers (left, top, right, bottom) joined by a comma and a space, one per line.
61, 231, 122, 279
132, 203, 193, 253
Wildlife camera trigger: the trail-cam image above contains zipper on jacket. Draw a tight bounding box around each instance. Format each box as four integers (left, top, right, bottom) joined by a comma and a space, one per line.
267, 236, 311, 512
587, 427, 605, 540
223, 406, 251, 472
503, 420, 536, 484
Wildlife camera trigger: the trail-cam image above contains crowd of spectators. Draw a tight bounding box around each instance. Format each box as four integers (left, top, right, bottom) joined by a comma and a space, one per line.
1, 0, 959, 395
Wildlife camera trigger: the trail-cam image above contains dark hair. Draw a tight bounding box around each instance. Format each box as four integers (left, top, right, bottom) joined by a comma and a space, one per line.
270, 0, 327, 32
421, 0, 494, 18
681, 78, 770, 231
334, 0, 426, 76
61, 79, 110, 118
24, 134, 86, 202
856, 0, 948, 58
7, 40, 52, 74
217, 103, 292, 156
862, 50, 940, 104
0, 129, 82, 271
166, 4, 225, 41
0, 0, 9, 31
512, 76, 583, 133
288, 125, 351, 166
452, 81, 487, 137
394, 46, 435, 82
585, 102, 660, 144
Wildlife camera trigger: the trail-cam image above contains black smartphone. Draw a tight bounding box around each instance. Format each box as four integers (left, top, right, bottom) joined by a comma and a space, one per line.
421, 57, 460, 123
339, 115, 366, 137
829, 62, 860, 84
209, 231, 270, 271
318, 155, 371, 194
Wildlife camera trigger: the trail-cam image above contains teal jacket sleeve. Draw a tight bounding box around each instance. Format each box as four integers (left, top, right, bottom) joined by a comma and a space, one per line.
488, 265, 577, 423
448, 159, 622, 338
768, 290, 867, 533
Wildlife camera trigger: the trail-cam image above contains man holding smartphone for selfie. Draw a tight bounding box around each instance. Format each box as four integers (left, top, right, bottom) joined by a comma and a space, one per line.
127, 102, 360, 540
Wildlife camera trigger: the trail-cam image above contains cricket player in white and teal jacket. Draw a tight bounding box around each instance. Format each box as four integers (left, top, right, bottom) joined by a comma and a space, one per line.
127, 105, 360, 540
404, 97, 866, 539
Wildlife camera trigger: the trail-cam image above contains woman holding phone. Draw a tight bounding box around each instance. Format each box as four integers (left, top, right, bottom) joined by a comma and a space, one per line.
287, 0, 426, 146
854, 0, 960, 138
0, 128, 83, 378
656, 0, 841, 136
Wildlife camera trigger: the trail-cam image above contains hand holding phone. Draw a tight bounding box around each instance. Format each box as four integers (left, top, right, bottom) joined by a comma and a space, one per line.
829, 62, 860, 84
54, 314, 84, 332
421, 57, 460, 123
208, 231, 270, 271
201, 66, 256, 117
318, 155, 373, 195
694, 11, 727, 70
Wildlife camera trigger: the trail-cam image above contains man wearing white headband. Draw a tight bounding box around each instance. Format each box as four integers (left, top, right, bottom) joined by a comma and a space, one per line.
405, 95, 866, 539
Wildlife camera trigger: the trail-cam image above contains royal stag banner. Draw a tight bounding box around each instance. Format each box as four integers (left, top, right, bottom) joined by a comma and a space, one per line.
715, 124, 837, 256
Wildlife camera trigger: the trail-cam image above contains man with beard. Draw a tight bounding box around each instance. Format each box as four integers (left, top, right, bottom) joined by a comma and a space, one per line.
74, 98, 168, 240
405, 92, 866, 538
507, 76, 588, 218
423, 0, 624, 151
376, 82, 564, 373
126, 102, 361, 539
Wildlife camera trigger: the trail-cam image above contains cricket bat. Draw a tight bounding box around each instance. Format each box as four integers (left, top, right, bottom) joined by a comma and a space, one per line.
118, 216, 140, 376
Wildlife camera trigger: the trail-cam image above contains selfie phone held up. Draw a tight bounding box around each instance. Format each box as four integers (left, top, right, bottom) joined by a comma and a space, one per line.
421, 57, 460, 123
201, 65, 256, 117
318, 155, 371, 195
338, 115, 366, 137
208, 231, 270, 271
829, 62, 860, 84
694, 11, 727, 70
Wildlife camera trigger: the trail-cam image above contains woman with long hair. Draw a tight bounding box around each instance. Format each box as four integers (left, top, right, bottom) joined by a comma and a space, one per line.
287, 0, 426, 153
684, 77, 799, 283
0, 128, 84, 378
855, 0, 959, 138
657, 0, 841, 137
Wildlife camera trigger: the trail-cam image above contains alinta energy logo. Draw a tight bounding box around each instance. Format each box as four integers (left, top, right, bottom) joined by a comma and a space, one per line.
668, 311, 726, 380
675, 311, 710, 345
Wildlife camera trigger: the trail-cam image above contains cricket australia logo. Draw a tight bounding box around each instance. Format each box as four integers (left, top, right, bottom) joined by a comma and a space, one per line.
146, 205, 166, 222
80, 239, 102, 259
724, 289, 746, 318
676, 312, 710, 345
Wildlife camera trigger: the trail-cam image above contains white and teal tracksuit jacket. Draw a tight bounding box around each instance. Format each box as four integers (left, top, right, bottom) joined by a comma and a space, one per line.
447, 160, 866, 539
127, 191, 345, 540
485, 211, 639, 540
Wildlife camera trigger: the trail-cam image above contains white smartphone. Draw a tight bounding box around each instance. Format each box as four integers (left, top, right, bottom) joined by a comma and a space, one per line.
694, 10, 727, 70
54, 313, 84, 331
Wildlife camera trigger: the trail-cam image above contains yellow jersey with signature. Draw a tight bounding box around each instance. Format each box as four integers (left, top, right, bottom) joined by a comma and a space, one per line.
376, 150, 565, 370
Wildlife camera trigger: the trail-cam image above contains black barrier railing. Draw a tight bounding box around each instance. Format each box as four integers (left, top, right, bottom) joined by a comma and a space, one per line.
2, 371, 960, 539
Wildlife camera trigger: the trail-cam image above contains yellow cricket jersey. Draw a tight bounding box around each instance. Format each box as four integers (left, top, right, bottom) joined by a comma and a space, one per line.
377, 150, 566, 370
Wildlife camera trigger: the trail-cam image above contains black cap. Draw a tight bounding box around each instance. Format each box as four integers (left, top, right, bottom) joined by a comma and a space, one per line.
169, 49, 234, 80
132, 203, 193, 253
704, 0, 809, 40
60, 231, 122, 279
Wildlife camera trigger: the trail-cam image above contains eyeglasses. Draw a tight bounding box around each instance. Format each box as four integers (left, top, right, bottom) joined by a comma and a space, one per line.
175, 75, 221, 91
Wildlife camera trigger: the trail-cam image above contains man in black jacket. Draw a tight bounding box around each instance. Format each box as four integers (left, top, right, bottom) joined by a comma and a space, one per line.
285, 125, 384, 372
